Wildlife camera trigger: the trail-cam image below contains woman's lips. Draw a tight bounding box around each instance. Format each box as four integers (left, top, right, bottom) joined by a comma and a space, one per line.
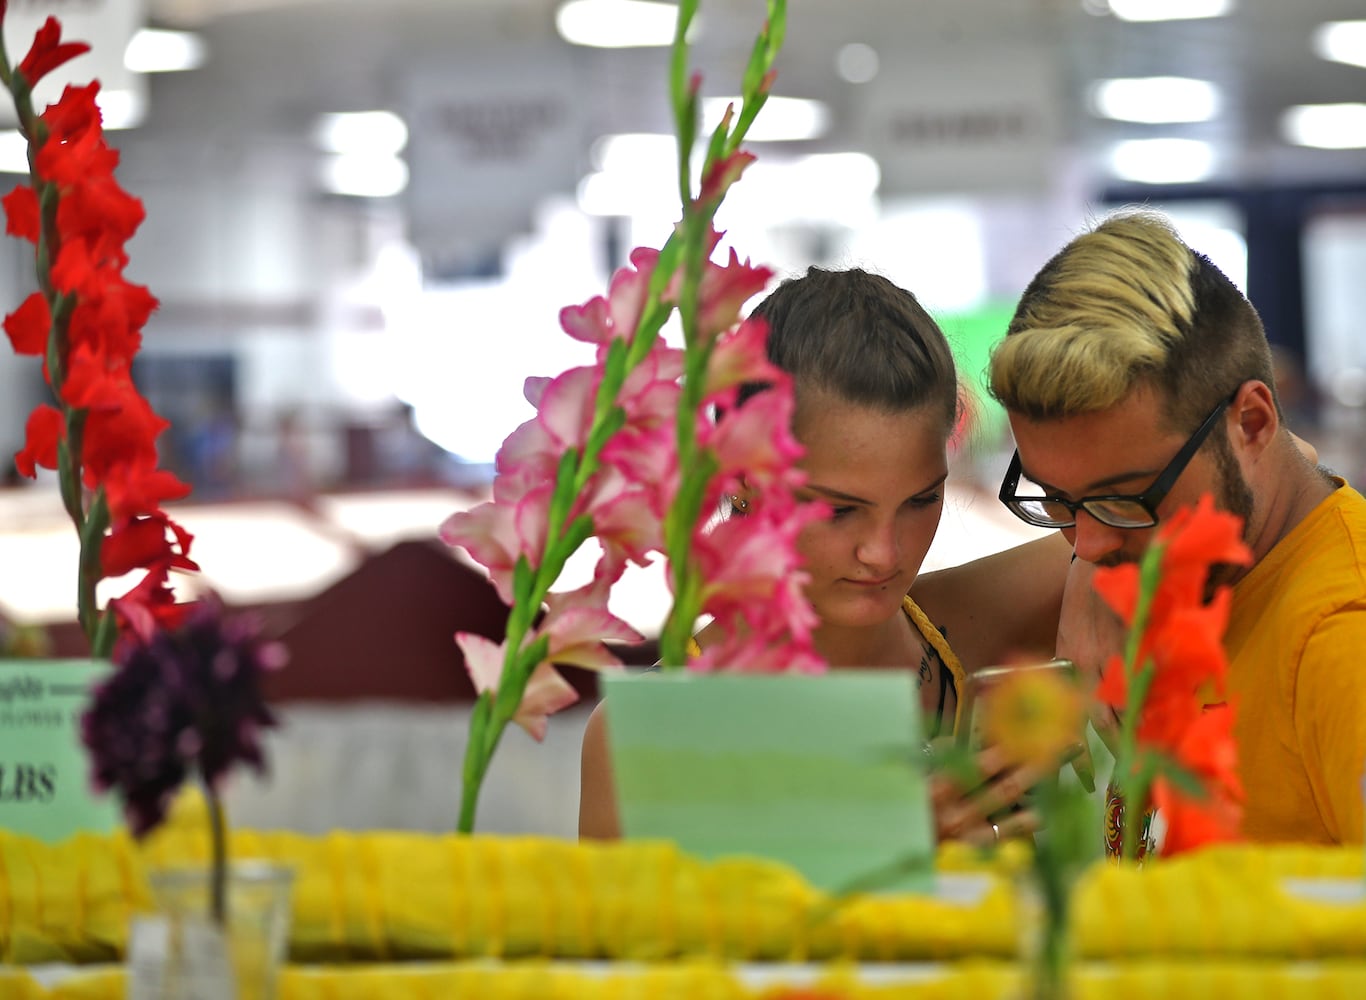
843, 575, 898, 588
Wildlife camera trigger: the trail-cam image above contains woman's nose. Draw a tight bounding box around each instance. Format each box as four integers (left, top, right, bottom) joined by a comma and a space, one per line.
856, 519, 900, 569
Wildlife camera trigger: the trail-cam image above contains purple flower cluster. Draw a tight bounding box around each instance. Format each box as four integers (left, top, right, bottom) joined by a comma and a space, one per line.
81, 594, 286, 837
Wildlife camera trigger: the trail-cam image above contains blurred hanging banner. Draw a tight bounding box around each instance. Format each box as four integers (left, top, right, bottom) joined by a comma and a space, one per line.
857, 42, 1064, 196
0, 0, 147, 129
401, 47, 586, 279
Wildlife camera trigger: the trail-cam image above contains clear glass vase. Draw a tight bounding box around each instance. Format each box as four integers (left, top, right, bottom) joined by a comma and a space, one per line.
130, 862, 293, 1000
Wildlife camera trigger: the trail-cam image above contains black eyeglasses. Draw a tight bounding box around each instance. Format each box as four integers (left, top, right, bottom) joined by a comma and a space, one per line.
998, 392, 1236, 530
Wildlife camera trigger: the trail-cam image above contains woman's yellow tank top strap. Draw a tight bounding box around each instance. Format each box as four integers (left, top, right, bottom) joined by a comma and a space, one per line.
902, 595, 968, 737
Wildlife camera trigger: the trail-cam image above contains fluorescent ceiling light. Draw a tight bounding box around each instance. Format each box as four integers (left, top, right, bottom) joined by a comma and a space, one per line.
577, 166, 673, 217
124, 28, 206, 73
321, 153, 409, 197
1108, 0, 1234, 21
701, 96, 829, 142
589, 132, 676, 173
1314, 21, 1366, 70
725, 151, 880, 225
314, 111, 408, 155
555, 0, 681, 48
0, 130, 28, 174
1090, 77, 1221, 123
836, 42, 880, 84
1109, 138, 1215, 184
1281, 103, 1366, 149
96, 89, 145, 130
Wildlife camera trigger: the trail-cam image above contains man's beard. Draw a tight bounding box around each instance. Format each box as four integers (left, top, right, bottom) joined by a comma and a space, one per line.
1206, 428, 1255, 592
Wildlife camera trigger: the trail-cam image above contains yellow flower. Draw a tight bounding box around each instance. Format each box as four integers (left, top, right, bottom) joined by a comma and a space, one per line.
978, 667, 1085, 770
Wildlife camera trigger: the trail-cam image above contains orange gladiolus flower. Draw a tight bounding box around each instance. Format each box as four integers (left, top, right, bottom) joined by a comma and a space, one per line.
1095, 493, 1252, 857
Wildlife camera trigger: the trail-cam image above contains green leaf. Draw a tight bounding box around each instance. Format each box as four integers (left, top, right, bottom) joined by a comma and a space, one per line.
1150, 752, 1209, 801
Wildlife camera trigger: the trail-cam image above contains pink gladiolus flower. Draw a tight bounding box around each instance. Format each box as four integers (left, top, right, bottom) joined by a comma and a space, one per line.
695, 246, 772, 342
537, 364, 602, 451
541, 605, 642, 672
584, 463, 672, 565
440, 489, 554, 603
704, 316, 782, 398
522, 374, 551, 407
704, 384, 805, 486
698, 151, 756, 206
559, 246, 663, 358
692, 500, 824, 649
457, 633, 580, 742
691, 620, 826, 675
492, 415, 558, 505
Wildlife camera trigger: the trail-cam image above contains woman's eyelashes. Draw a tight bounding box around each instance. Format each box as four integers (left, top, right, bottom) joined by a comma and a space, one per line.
826, 493, 941, 522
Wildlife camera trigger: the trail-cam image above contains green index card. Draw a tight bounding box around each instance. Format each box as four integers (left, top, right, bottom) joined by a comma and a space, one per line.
602, 669, 935, 894
0, 659, 119, 841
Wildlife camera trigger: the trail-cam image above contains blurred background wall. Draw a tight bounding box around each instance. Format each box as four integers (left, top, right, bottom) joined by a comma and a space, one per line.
1, 0, 1365, 837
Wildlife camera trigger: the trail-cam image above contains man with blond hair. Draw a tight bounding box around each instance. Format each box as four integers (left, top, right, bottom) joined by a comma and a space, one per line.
989, 209, 1366, 844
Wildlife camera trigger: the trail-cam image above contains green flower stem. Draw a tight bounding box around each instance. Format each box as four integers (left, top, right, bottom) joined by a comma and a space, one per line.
456, 0, 786, 832
76, 488, 113, 655
204, 779, 228, 928
1113, 539, 1167, 861
655, 0, 785, 668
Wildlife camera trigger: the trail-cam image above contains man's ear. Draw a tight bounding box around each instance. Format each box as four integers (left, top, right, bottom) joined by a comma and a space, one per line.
1230, 380, 1278, 459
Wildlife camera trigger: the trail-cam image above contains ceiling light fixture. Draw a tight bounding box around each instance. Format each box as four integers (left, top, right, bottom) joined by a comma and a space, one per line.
589, 132, 676, 173
1090, 76, 1221, 123
0, 130, 28, 173
320, 154, 410, 198
1109, 138, 1215, 184
555, 0, 684, 48
701, 95, 829, 142
1108, 0, 1234, 21
96, 89, 146, 130
836, 42, 880, 84
1281, 103, 1366, 149
1313, 21, 1366, 70
314, 111, 409, 155
124, 28, 207, 73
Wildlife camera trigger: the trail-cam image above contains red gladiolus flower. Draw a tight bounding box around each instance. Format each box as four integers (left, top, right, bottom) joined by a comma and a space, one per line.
109, 563, 192, 644
101, 512, 197, 579
57, 174, 145, 250
3, 291, 50, 356
66, 278, 155, 364
36, 115, 119, 189
60, 342, 128, 410
40, 81, 103, 144
15, 17, 90, 87
101, 462, 193, 523
2, 185, 39, 242
3, 11, 197, 671
14, 403, 63, 476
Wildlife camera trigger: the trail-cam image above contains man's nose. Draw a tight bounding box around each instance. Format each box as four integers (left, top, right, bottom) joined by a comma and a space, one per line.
1069, 509, 1128, 565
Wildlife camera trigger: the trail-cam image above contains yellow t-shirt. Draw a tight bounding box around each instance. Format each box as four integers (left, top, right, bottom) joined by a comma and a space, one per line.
684, 596, 968, 736
1225, 479, 1366, 844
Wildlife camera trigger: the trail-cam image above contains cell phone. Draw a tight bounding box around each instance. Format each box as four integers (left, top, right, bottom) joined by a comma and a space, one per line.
956, 657, 1077, 751
955, 657, 1095, 794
